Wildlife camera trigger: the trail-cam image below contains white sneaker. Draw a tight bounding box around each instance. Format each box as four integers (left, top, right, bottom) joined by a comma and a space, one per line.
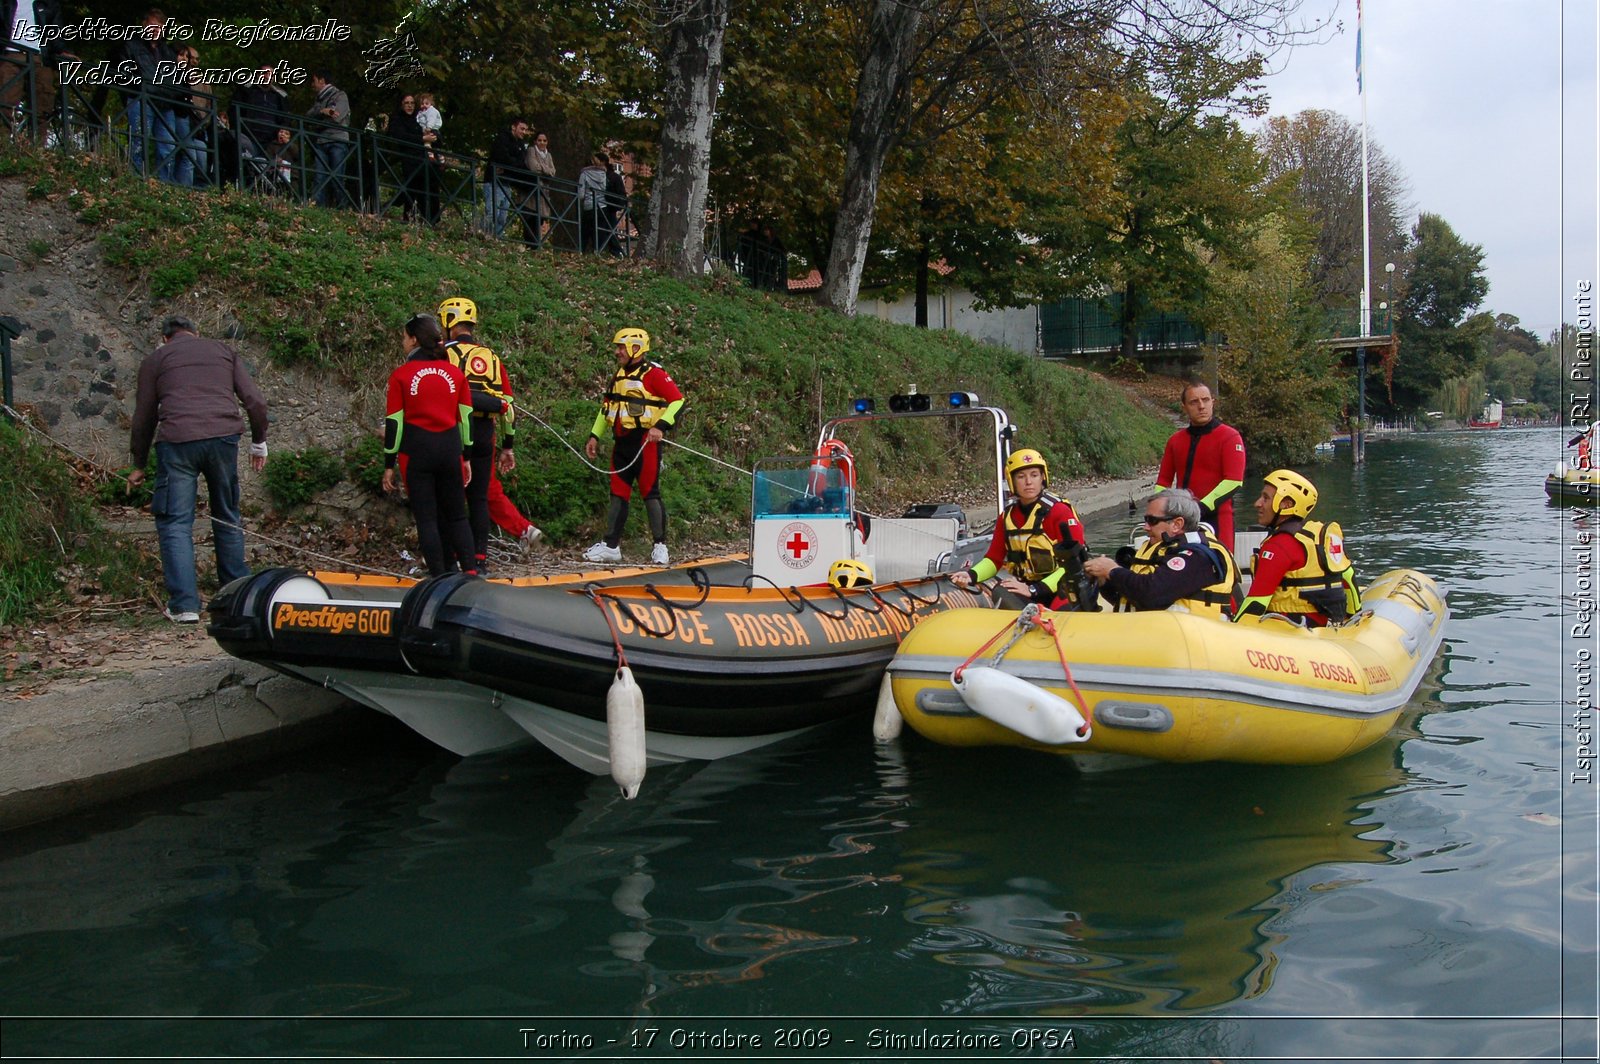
519, 525, 543, 552
650, 542, 669, 566
164, 607, 200, 624
583, 541, 623, 564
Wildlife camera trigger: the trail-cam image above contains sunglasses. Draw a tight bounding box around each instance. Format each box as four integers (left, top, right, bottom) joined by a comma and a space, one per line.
1142, 513, 1171, 525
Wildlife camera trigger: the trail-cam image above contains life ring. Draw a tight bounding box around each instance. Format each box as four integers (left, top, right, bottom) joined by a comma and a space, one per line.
807, 438, 857, 500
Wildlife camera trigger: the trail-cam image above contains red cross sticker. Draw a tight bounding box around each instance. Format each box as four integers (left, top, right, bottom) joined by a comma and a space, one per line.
785, 530, 811, 558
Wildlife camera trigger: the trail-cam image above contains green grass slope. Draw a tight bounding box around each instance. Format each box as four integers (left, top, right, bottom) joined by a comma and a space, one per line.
12, 148, 1171, 551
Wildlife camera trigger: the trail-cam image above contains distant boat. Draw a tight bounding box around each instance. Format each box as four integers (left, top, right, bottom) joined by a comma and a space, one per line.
1468, 399, 1503, 429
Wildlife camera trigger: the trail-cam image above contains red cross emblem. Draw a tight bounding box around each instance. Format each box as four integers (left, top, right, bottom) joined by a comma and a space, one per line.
777, 522, 818, 570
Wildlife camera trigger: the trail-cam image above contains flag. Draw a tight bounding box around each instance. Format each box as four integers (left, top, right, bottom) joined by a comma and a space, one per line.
1355, 0, 1364, 93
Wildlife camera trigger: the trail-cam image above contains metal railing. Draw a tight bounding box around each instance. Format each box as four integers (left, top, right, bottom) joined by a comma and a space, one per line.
2, 55, 636, 254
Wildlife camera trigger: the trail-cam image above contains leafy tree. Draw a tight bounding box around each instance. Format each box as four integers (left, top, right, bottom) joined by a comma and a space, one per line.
1382, 213, 1491, 414
814, 0, 1334, 316
1089, 71, 1271, 361
1203, 215, 1343, 465
1257, 109, 1409, 313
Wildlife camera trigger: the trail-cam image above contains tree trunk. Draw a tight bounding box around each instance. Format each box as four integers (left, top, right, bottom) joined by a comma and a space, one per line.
914, 244, 930, 328
817, 0, 923, 316
645, 0, 730, 277
1120, 279, 1138, 363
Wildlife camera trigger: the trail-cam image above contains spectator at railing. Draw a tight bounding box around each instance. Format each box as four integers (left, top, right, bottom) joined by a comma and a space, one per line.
118, 8, 183, 181
525, 130, 557, 244
306, 68, 352, 209
388, 92, 436, 224
172, 46, 214, 187
578, 151, 610, 254
604, 155, 628, 256
1, 0, 70, 141
232, 64, 289, 162
482, 116, 531, 239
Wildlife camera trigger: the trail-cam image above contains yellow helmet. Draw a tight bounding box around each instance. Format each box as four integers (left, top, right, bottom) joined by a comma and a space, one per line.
828, 558, 875, 589
1263, 468, 1318, 519
1004, 448, 1050, 486
438, 297, 478, 331
612, 327, 650, 359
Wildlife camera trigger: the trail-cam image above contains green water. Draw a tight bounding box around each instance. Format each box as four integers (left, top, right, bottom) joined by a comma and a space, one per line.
0, 428, 1593, 1061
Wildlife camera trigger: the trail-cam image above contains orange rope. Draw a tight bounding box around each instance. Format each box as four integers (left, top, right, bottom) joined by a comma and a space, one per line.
952, 615, 1023, 682
588, 592, 631, 670
1036, 614, 1091, 738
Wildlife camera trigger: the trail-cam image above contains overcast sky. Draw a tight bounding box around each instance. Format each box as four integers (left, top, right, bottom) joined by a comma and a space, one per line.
1256, 0, 1597, 338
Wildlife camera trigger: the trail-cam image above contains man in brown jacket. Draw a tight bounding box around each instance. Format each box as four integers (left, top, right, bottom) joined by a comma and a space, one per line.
127, 316, 270, 622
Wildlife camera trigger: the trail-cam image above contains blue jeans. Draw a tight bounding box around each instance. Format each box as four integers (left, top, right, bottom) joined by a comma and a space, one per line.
311, 140, 350, 207
152, 435, 249, 614
482, 181, 509, 236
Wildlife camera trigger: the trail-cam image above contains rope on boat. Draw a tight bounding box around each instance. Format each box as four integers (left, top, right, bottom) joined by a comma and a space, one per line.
951, 603, 1090, 736
585, 586, 632, 669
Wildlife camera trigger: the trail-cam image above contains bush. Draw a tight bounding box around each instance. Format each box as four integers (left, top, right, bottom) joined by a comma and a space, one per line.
95, 456, 157, 507
343, 435, 388, 495
263, 446, 343, 509
0, 421, 145, 624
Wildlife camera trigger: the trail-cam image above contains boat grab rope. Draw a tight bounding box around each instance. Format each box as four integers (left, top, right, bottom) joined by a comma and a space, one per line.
580, 567, 717, 642
952, 603, 1090, 734
585, 587, 632, 669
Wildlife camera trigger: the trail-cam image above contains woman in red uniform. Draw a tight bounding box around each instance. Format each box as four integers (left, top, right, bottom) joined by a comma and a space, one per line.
950, 448, 1088, 607
381, 314, 477, 576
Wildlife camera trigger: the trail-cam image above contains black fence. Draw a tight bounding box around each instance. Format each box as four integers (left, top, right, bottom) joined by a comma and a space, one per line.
1, 54, 636, 256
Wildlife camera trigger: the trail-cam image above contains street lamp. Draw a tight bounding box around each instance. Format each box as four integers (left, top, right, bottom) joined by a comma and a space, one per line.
1383, 262, 1396, 333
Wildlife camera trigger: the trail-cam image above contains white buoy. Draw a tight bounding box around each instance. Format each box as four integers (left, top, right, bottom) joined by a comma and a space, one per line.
872, 670, 902, 741
607, 666, 647, 798
952, 665, 1090, 745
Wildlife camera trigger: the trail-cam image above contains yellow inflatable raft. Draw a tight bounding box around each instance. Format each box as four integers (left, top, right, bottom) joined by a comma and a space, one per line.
885, 568, 1447, 765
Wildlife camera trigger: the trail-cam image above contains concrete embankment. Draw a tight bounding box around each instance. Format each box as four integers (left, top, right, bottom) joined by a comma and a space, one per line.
0, 651, 357, 832
0, 473, 1157, 832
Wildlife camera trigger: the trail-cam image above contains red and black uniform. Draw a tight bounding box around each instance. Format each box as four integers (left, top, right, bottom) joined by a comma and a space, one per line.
967, 494, 1087, 607
588, 357, 685, 549
384, 351, 476, 576
1158, 419, 1246, 552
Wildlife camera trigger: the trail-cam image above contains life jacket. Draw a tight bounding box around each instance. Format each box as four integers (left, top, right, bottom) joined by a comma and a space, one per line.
1121, 529, 1239, 618
1257, 518, 1360, 621
1003, 493, 1076, 583
601, 360, 673, 432
445, 338, 513, 433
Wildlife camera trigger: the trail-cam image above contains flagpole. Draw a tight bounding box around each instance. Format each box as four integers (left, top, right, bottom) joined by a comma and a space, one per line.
1356, 0, 1370, 465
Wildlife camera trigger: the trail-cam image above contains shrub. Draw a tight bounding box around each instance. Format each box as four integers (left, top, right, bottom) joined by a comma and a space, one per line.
0, 421, 146, 624
263, 446, 343, 509
343, 434, 388, 495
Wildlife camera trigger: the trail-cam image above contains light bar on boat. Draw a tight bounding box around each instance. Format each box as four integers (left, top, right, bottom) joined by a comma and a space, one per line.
948, 391, 978, 408
889, 392, 932, 413
852, 397, 876, 414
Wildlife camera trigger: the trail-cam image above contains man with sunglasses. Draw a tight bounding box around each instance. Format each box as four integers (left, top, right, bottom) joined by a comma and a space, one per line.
1082, 489, 1239, 618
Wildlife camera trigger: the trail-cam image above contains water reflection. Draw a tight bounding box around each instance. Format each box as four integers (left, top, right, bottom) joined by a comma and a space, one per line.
0, 429, 1582, 1061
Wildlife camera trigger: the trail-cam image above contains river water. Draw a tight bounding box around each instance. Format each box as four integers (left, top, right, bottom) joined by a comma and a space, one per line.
1, 428, 1594, 1062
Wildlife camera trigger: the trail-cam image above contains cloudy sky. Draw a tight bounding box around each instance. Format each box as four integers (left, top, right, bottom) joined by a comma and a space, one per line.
1256, 0, 1597, 337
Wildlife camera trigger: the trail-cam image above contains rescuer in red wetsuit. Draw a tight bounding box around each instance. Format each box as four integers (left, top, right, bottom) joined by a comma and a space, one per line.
1157, 381, 1246, 553
381, 314, 477, 576
949, 448, 1091, 608
581, 327, 685, 566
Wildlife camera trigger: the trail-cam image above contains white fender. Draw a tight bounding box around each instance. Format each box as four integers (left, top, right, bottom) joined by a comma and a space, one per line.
872, 670, 903, 741
607, 666, 647, 799
952, 666, 1090, 746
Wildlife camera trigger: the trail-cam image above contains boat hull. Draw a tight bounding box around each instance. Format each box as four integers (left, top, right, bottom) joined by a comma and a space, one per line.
209, 562, 991, 772
886, 569, 1448, 765
1546, 469, 1600, 506
399, 571, 991, 739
